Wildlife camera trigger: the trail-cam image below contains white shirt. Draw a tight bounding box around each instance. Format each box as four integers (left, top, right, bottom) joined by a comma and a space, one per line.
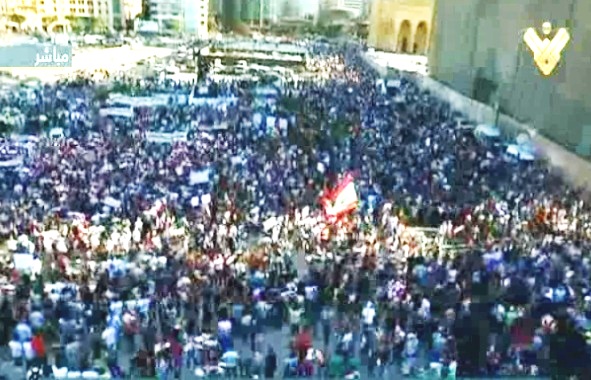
305, 286, 318, 301
218, 320, 232, 335
241, 314, 252, 327
9, 341, 22, 358
362, 307, 376, 325
289, 308, 303, 325
23, 342, 35, 360
102, 326, 117, 348
15, 322, 32, 342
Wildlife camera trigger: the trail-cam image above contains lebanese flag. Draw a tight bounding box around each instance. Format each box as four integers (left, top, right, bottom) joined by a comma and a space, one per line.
322, 173, 359, 222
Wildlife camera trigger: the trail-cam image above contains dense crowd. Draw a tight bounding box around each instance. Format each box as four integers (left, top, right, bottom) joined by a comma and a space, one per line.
0, 40, 589, 380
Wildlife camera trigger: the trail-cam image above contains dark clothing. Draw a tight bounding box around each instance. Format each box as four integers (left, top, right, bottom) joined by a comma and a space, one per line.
549, 330, 589, 378
264, 351, 277, 378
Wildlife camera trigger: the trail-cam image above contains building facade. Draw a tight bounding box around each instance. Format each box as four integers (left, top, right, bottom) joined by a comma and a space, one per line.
236, 0, 280, 25
319, 0, 366, 23
113, 0, 141, 30
429, 0, 591, 155
342, 0, 365, 18
368, 0, 433, 54
1, 0, 115, 32
219, 0, 239, 29
183, 0, 208, 38
148, 0, 182, 31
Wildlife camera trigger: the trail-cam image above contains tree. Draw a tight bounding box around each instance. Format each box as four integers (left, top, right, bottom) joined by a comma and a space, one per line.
140, 0, 151, 20
208, 15, 219, 35
66, 16, 88, 34
124, 17, 135, 35
90, 17, 107, 34
42, 16, 57, 25
168, 19, 182, 33
93, 86, 110, 106
9, 14, 26, 26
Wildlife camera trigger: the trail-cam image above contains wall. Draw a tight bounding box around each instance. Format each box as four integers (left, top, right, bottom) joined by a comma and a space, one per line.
183, 0, 209, 38
412, 73, 591, 191
429, 0, 591, 155
361, 51, 591, 190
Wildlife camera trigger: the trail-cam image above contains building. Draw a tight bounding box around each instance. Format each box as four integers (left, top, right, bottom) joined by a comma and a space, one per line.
321, 0, 364, 17
368, 0, 433, 54
319, 0, 365, 24
112, 0, 141, 31
0, 0, 115, 32
429, 0, 591, 156
148, 0, 183, 31
277, 0, 319, 20
208, 0, 221, 16
220, 0, 239, 29
342, 0, 365, 18
183, 0, 208, 38
235, 0, 281, 26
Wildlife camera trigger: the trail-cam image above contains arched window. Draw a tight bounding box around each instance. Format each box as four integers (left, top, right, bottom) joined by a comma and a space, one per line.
397, 20, 411, 53
414, 21, 429, 54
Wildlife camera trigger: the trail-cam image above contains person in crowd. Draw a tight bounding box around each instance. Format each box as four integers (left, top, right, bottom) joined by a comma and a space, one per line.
0, 39, 589, 379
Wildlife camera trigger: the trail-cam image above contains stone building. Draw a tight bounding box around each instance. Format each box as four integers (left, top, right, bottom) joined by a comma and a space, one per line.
367, 0, 433, 54
429, 0, 591, 155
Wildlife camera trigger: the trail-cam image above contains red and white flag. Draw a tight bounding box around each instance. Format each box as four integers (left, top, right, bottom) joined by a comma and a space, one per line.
321, 173, 359, 222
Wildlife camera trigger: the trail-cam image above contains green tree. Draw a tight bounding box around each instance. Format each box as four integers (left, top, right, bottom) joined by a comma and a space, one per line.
90, 17, 107, 33
168, 19, 182, 33
9, 14, 26, 26
66, 16, 88, 34
93, 86, 110, 106
140, 0, 151, 20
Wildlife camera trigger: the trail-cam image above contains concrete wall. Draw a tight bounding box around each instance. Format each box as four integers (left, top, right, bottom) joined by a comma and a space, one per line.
411, 73, 591, 191
368, 0, 434, 53
429, 0, 591, 155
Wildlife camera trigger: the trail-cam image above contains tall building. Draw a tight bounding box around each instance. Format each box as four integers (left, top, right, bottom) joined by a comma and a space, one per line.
183, 0, 208, 38
320, 0, 365, 21
220, 0, 239, 29
342, 0, 364, 18
368, 0, 433, 54
277, 0, 319, 19
0, 0, 115, 32
148, 0, 183, 31
239, 0, 256, 23
208, 0, 221, 16
112, 0, 141, 31
222, 0, 280, 28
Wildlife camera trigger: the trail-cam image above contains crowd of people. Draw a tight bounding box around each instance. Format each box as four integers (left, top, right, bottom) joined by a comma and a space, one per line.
0, 40, 589, 380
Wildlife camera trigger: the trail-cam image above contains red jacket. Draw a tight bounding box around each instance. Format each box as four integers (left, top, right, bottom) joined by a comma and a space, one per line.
31, 335, 46, 358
